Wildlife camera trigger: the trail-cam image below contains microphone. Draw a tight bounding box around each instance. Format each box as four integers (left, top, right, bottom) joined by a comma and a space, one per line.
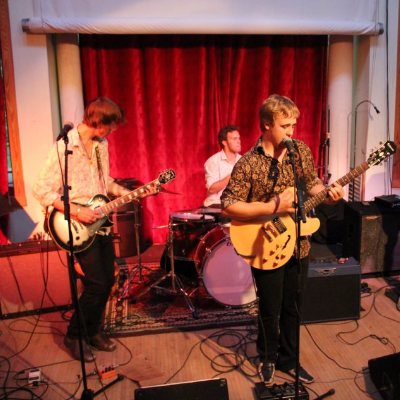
56, 122, 74, 141
282, 137, 295, 156
371, 102, 381, 114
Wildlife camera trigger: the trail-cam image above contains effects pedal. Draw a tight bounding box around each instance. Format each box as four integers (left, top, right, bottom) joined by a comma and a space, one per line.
255, 382, 309, 399
97, 364, 118, 379
28, 368, 42, 387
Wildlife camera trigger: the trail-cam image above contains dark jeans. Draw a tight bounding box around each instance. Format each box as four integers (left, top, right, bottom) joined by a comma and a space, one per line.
252, 256, 309, 370
67, 234, 116, 339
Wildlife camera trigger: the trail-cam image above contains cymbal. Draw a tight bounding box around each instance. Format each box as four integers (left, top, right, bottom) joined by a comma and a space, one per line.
176, 206, 222, 214
158, 187, 182, 195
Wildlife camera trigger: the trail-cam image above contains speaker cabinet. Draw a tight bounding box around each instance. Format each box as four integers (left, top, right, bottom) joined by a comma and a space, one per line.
302, 256, 361, 324
342, 201, 400, 274
369, 353, 400, 400
134, 378, 229, 400
0, 240, 72, 319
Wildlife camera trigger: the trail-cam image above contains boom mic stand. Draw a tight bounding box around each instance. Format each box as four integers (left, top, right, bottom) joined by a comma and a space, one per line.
59, 133, 121, 399
287, 149, 306, 400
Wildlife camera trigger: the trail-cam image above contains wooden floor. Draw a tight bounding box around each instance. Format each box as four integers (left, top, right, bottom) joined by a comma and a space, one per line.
1, 244, 400, 400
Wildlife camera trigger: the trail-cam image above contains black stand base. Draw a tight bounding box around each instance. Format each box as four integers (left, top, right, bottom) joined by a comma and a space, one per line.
254, 382, 309, 399
81, 374, 124, 399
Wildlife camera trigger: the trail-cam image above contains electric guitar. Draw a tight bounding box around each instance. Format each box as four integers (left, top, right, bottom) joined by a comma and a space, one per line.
230, 141, 397, 270
48, 169, 176, 253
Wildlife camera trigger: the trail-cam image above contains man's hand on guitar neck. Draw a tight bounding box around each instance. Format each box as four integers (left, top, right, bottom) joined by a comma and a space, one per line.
119, 182, 159, 199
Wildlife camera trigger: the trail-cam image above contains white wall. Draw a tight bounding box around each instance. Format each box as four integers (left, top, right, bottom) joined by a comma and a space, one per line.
8, 0, 59, 242
6, 0, 400, 242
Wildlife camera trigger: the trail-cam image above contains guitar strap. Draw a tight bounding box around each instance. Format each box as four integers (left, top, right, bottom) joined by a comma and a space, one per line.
94, 145, 107, 196
292, 140, 308, 201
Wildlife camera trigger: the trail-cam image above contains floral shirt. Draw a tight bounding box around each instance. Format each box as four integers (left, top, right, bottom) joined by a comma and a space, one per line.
33, 128, 114, 208
221, 137, 322, 258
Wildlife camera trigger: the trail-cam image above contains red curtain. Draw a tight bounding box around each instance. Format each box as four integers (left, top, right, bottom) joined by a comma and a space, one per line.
79, 34, 327, 243
0, 59, 9, 245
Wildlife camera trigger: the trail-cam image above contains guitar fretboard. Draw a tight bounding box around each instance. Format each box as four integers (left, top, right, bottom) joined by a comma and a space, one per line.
100, 179, 159, 215
305, 161, 369, 213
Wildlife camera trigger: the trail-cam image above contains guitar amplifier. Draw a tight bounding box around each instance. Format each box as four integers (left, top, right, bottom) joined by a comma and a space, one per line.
0, 240, 72, 319
302, 255, 361, 323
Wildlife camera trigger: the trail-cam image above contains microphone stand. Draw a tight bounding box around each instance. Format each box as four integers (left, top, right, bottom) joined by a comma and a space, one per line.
287, 150, 306, 400
60, 135, 121, 399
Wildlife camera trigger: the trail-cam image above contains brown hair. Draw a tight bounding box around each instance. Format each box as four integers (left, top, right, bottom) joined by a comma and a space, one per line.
218, 125, 239, 148
259, 94, 300, 131
83, 97, 125, 128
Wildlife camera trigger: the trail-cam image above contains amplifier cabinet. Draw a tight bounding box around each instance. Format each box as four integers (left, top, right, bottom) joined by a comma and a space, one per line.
0, 240, 72, 319
342, 201, 400, 274
135, 378, 229, 400
369, 352, 400, 400
302, 257, 361, 324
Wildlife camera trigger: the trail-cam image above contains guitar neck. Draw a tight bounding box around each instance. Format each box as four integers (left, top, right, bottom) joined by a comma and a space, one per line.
100, 179, 159, 215
305, 161, 369, 213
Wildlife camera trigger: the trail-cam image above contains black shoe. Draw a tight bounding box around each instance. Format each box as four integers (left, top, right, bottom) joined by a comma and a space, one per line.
281, 365, 315, 384
88, 333, 117, 352
63, 336, 95, 363
258, 362, 275, 385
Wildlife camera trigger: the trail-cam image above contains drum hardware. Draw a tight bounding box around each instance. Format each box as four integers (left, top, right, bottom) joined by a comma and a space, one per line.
116, 200, 159, 301
146, 217, 200, 319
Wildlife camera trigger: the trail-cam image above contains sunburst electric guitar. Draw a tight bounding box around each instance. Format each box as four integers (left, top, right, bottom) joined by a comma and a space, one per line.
48, 169, 176, 253
230, 141, 397, 270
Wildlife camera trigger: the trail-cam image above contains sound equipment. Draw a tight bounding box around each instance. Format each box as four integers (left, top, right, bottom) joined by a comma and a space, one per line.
301, 255, 361, 324
134, 378, 229, 399
0, 240, 72, 319
368, 352, 400, 399
255, 382, 309, 399
342, 201, 400, 274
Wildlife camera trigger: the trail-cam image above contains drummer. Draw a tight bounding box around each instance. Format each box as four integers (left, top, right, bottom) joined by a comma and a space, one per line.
203, 125, 241, 220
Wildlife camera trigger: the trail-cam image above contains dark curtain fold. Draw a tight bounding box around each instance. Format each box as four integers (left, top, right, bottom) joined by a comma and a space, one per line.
79, 34, 327, 243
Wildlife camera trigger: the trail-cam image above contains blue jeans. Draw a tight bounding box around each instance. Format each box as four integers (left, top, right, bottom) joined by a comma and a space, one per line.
252, 256, 309, 370
67, 234, 115, 339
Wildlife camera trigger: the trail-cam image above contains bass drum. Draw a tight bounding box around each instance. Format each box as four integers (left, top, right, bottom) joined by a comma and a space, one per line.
195, 226, 256, 307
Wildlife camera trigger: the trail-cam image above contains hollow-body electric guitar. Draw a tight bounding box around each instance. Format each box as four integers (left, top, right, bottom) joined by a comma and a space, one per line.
48, 169, 176, 253
230, 141, 396, 270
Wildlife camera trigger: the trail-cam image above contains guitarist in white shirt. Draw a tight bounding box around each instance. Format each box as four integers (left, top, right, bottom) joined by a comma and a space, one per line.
221, 94, 344, 386
33, 97, 158, 362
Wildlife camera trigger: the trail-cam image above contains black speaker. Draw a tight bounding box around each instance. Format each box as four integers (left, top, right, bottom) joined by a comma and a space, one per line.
302, 256, 361, 323
0, 240, 72, 319
134, 378, 229, 400
342, 201, 400, 274
368, 353, 400, 400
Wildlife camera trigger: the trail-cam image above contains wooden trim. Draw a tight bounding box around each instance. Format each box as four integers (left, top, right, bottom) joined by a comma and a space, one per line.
0, 0, 26, 206
393, 0, 400, 187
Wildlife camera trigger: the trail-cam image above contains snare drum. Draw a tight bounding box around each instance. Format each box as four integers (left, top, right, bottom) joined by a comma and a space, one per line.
195, 226, 256, 307
170, 213, 215, 261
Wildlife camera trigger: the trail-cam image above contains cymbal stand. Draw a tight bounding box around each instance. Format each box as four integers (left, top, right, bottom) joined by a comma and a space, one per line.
117, 200, 155, 301
152, 221, 199, 318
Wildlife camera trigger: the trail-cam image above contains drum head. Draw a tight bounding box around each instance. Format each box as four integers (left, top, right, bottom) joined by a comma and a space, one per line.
202, 238, 256, 307
170, 213, 214, 222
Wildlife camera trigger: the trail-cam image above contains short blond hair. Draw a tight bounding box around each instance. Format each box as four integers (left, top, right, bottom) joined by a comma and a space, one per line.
259, 94, 300, 131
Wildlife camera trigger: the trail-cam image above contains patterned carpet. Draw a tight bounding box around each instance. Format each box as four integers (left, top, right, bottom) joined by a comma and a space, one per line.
103, 262, 258, 336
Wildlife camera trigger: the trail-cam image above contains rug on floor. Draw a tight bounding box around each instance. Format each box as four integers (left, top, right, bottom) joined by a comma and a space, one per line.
103, 263, 258, 336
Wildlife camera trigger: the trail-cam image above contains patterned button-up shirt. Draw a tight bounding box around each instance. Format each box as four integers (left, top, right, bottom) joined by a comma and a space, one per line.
221, 137, 322, 258
33, 128, 114, 208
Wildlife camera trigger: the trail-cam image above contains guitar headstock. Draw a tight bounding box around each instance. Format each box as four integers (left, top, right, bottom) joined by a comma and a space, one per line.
367, 141, 397, 167
158, 169, 176, 185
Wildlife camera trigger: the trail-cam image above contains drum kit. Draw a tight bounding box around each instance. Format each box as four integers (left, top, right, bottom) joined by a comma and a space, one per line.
150, 207, 257, 317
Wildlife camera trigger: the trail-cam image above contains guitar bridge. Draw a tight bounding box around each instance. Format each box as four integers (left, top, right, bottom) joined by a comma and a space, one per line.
262, 217, 287, 242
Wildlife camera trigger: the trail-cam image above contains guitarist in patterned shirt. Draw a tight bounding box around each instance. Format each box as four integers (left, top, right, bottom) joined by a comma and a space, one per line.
221, 94, 344, 385
33, 97, 158, 362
